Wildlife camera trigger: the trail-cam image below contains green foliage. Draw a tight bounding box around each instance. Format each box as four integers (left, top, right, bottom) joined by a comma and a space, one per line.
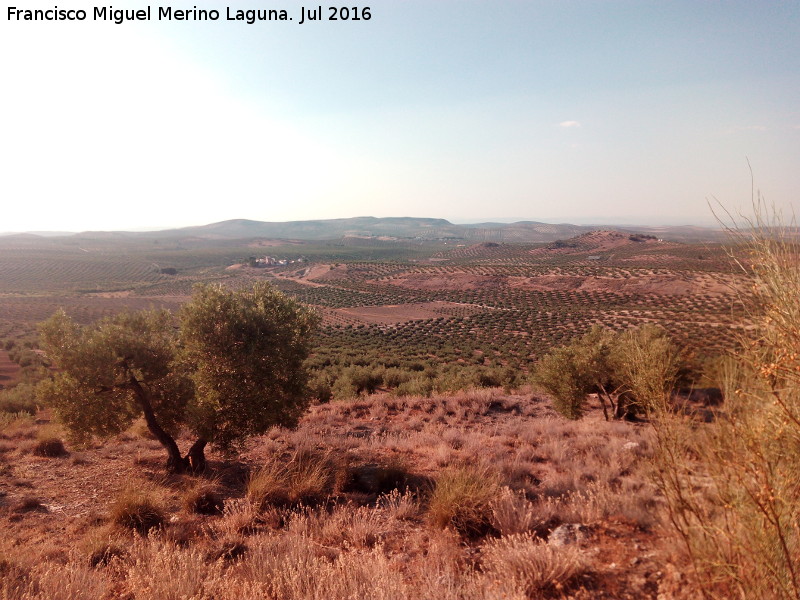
37, 309, 185, 444
35, 282, 319, 469
308, 371, 333, 403
179, 282, 320, 452
331, 373, 359, 401
394, 375, 434, 398
0, 383, 38, 415
533, 325, 615, 419
534, 345, 590, 419
534, 324, 679, 420
611, 324, 680, 413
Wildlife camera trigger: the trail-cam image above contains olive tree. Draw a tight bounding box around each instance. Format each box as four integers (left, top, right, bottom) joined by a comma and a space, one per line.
533, 325, 619, 420
534, 324, 679, 420
37, 283, 319, 473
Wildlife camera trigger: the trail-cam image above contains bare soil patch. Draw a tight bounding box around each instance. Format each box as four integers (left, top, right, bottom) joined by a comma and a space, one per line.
300, 263, 334, 281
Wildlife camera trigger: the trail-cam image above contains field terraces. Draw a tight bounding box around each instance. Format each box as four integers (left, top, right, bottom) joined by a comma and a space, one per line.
0, 225, 761, 600
0, 230, 746, 394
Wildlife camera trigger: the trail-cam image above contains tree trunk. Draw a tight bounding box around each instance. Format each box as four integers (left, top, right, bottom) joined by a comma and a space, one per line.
126, 372, 187, 473
614, 392, 638, 421
596, 384, 611, 421
184, 438, 208, 474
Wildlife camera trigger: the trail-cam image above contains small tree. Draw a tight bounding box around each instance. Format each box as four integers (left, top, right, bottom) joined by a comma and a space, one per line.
37, 283, 319, 473
611, 324, 680, 416
533, 344, 592, 419
534, 324, 679, 420
533, 326, 618, 420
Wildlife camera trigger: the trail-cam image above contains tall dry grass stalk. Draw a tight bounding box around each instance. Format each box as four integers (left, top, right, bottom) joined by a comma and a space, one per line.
481, 532, 587, 596
246, 446, 342, 508
652, 196, 800, 599
427, 464, 501, 535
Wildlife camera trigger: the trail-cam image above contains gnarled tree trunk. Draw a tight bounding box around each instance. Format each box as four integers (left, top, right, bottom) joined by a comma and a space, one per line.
126, 372, 192, 473
184, 438, 208, 474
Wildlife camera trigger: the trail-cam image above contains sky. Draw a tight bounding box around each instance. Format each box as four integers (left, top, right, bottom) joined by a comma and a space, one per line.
1, 0, 799, 232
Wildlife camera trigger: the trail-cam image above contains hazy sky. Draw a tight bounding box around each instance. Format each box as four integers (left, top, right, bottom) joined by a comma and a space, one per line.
2, 1, 798, 232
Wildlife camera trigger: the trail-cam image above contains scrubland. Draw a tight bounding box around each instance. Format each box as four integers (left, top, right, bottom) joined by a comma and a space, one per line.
1, 218, 798, 599
1, 389, 675, 599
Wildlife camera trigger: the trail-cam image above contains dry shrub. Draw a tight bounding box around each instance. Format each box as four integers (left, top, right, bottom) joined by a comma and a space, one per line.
343, 457, 411, 495
377, 488, 420, 521
32, 427, 68, 458
651, 199, 800, 599
125, 537, 223, 600
86, 542, 126, 568
427, 464, 501, 535
480, 532, 587, 596
79, 528, 128, 568
29, 563, 111, 600
288, 503, 386, 549
110, 483, 166, 535
247, 447, 343, 509
240, 536, 409, 600
490, 487, 542, 536
215, 498, 262, 537
0, 557, 30, 597
0, 558, 110, 600
182, 479, 224, 515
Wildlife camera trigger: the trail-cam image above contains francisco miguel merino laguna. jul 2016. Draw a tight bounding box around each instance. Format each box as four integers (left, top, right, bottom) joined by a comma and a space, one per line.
6, 5, 372, 24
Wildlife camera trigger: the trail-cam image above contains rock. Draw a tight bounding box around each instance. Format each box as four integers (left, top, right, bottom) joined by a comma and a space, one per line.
548, 523, 588, 546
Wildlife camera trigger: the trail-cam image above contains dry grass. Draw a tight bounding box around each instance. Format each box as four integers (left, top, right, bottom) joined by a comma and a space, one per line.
31, 426, 68, 458
182, 478, 224, 515
0, 388, 669, 599
109, 482, 167, 535
246, 446, 343, 509
481, 532, 588, 596
0, 412, 36, 437
427, 464, 501, 535
649, 200, 800, 599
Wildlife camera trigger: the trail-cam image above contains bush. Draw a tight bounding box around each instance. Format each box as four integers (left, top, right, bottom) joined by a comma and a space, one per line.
247, 447, 342, 509
481, 532, 586, 595
652, 199, 800, 598
0, 383, 38, 415
110, 485, 166, 535
33, 435, 68, 458
533, 345, 591, 419
427, 465, 501, 535
307, 371, 333, 403
382, 367, 411, 388
394, 376, 434, 397
182, 480, 224, 515
534, 324, 680, 420
331, 374, 358, 401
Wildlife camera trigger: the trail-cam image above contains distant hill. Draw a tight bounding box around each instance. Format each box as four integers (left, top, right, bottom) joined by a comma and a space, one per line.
1, 217, 724, 244
160, 217, 723, 243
